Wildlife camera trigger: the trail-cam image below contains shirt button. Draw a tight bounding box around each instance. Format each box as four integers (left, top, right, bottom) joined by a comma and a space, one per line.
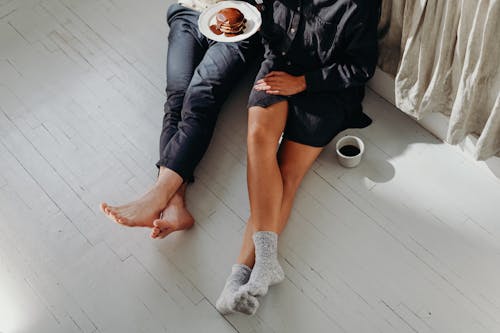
281, 51, 286, 56
287, 61, 292, 66
290, 28, 296, 34
297, 6, 301, 11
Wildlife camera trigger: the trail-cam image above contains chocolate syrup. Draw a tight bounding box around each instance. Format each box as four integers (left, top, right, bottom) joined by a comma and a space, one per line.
210, 25, 223, 35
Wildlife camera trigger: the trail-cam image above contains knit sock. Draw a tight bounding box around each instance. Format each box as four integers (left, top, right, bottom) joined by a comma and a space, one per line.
240, 231, 285, 297
216, 264, 259, 315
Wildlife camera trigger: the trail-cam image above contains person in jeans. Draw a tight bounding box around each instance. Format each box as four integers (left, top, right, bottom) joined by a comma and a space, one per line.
101, 0, 259, 239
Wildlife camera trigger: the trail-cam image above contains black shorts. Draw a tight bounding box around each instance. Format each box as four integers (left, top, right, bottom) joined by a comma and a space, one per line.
248, 58, 372, 147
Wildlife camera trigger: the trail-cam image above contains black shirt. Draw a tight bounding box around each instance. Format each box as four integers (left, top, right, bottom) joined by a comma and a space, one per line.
259, 0, 381, 92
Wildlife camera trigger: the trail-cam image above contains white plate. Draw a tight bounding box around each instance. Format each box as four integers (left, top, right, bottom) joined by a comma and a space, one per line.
198, 1, 261, 43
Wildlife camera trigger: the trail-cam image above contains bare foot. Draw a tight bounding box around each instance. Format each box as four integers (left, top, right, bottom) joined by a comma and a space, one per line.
150, 191, 194, 239
100, 184, 171, 228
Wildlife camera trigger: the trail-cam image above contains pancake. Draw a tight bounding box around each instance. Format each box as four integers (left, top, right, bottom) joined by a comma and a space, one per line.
210, 7, 246, 37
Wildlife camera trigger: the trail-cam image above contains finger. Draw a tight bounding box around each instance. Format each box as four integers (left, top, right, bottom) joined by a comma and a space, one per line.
264, 81, 286, 89
260, 78, 284, 85
256, 76, 286, 84
256, 77, 276, 84
254, 84, 272, 91
266, 90, 282, 95
254, 82, 270, 88
265, 71, 285, 78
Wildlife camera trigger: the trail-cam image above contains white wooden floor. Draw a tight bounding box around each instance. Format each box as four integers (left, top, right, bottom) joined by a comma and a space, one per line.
1, 1, 500, 332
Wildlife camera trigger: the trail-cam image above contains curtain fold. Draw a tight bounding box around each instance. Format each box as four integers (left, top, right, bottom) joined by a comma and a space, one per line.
377, 0, 500, 160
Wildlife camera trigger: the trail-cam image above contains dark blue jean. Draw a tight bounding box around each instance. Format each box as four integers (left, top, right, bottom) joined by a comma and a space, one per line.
157, 4, 260, 182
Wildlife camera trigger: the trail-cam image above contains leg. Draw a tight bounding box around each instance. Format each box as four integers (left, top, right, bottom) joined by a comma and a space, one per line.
246, 102, 289, 233
275, 140, 323, 232
150, 183, 194, 239
238, 140, 323, 298
159, 11, 206, 165
153, 39, 258, 237
100, 9, 203, 228
158, 39, 256, 182
218, 140, 322, 314
236, 102, 288, 297
238, 140, 323, 266
215, 102, 288, 314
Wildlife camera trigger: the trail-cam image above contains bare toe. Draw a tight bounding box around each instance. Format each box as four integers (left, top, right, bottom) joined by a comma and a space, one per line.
100, 202, 108, 214
101, 203, 114, 216
153, 220, 176, 239
157, 229, 175, 239
108, 210, 119, 220
109, 210, 126, 225
153, 219, 171, 229
150, 226, 161, 239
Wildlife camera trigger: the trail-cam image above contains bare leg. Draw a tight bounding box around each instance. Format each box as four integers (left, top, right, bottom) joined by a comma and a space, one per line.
237, 140, 323, 267
235, 102, 323, 299
237, 218, 256, 268
246, 101, 289, 233
215, 102, 287, 310
100, 167, 183, 228
150, 183, 194, 239
217, 118, 323, 312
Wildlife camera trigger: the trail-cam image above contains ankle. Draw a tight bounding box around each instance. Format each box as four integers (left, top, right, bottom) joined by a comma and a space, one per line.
168, 192, 186, 207
237, 257, 255, 269
154, 177, 173, 191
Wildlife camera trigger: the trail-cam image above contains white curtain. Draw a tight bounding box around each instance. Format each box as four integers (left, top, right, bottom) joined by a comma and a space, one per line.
377, 0, 500, 160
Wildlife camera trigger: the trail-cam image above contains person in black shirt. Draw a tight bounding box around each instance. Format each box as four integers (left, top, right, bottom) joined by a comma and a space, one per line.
216, 0, 381, 315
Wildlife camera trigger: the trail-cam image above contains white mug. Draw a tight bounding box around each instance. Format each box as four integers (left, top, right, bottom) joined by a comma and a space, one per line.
336, 135, 365, 168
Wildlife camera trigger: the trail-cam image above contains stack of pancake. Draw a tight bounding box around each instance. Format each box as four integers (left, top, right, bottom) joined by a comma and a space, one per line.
212, 8, 246, 37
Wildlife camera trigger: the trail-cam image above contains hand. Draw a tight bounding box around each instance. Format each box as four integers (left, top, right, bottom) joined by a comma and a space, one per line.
254, 71, 306, 96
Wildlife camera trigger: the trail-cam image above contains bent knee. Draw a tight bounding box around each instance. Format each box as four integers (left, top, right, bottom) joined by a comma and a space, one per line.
247, 122, 281, 148
247, 103, 288, 146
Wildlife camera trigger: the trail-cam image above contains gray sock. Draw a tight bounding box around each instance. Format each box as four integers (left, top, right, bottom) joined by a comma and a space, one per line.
240, 231, 285, 297
216, 264, 259, 315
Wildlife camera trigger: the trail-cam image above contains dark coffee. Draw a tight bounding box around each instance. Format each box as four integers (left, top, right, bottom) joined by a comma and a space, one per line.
339, 145, 360, 157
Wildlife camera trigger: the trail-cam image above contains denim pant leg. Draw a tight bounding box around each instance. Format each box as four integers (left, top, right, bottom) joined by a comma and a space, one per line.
158, 37, 258, 182
158, 5, 206, 163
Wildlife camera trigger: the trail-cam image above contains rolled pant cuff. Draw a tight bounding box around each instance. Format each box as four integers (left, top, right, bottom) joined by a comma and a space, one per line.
156, 159, 195, 183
